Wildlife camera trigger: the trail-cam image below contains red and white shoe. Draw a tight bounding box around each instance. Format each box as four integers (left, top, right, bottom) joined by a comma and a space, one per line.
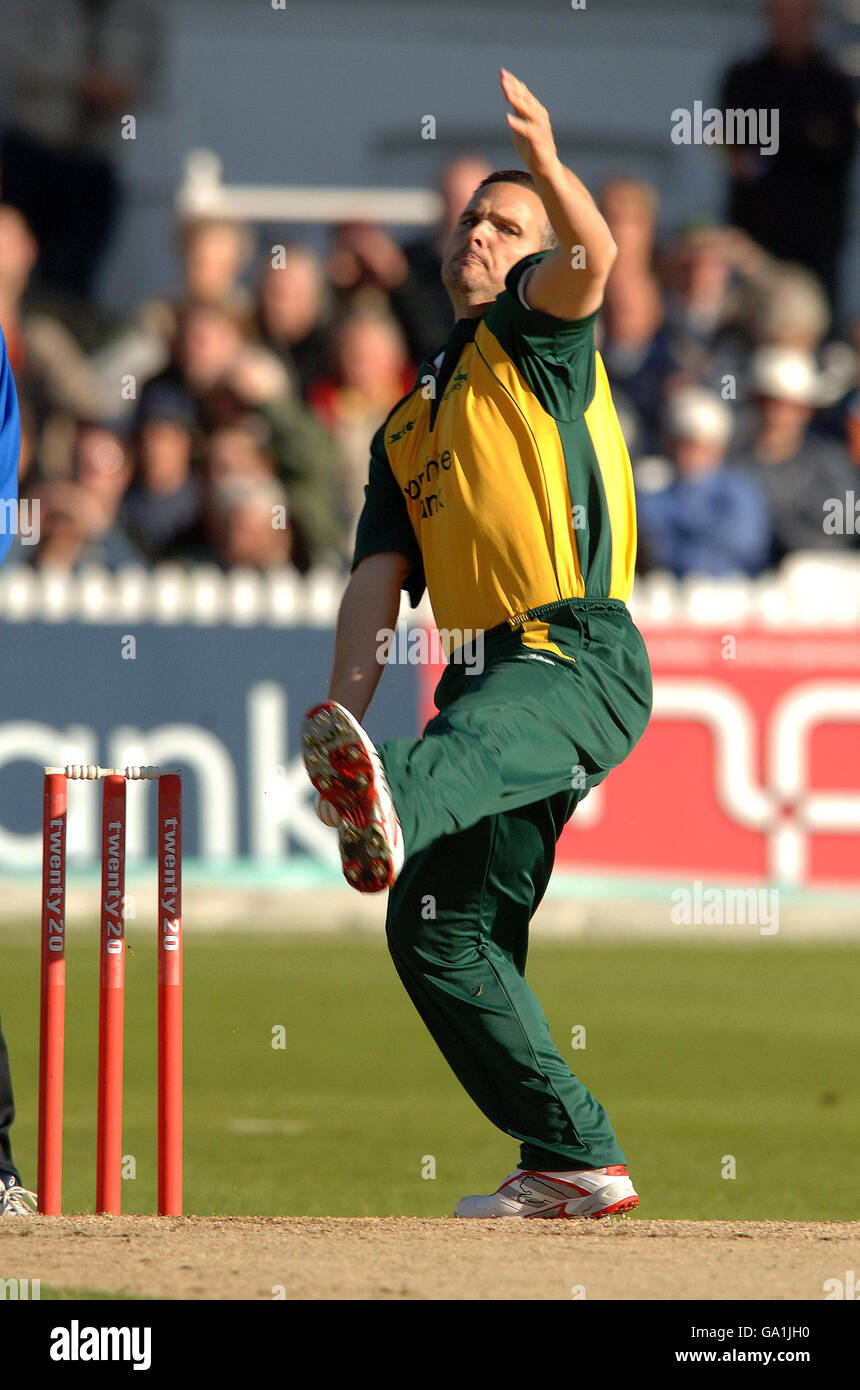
302, 700, 405, 893
454, 1165, 639, 1219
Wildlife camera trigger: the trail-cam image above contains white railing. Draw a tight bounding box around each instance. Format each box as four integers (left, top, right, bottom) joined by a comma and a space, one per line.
2, 555, 860, 627
629, 555, 860, 629
0, 564, 347, 626
176, 150, 442, 226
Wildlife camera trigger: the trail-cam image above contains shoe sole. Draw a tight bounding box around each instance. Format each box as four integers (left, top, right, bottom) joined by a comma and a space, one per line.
529, 1193, 639, 1219
455, 1192, 639, 1219
303, 702, 397, 893
583, 1194, 639, 1218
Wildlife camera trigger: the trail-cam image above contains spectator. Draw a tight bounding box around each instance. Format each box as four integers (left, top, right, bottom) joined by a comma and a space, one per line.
660, 224, 770, 396
636, 386, 771, 577
326, 221, 405, 318
0, 205, 100, 476
204, 346, 344, 570
307, 308, 414, 543
69, 419, 141, 566
180, 218, 253, 314
599, 178, 660, 276
203, 420, 277, 491
168, 419, 278, 563
390, 155, 494, 360
138, 302, 246, 428
203, 346, 294, 433
140, 217, 255, 346
177, 474, 292, 571
600, 270, 681, 456
731, 346, 858, 562
1, 0, 161, 301
11, 416, 139, 569
754, 263, 831, 353
210, 481, 293, 570
745, 264, 856, 448
718, 0, 857, 307
324, 157, 495, 363
21, 480, 100, 570
121, 383, 202, 562
255, 246, 331, 399
23, 473, 138, 571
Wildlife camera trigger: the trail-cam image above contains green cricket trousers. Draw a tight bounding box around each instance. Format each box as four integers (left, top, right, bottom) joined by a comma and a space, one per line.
377, 597, 653, 1171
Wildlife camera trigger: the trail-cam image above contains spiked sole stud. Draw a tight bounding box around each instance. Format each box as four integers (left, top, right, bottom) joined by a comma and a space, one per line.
301, 701, 403, 894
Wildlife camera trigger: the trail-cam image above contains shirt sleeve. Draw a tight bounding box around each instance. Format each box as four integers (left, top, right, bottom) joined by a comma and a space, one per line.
351, 421, 426, 606
482, 251, 599, 421
0, 329, 21, 567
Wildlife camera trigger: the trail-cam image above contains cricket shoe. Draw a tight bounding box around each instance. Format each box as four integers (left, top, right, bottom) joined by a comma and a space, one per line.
454, 1165, 639, 1219
314, 794, 341, 827
303, 700, 404, 892
0, 1174, 38, 1216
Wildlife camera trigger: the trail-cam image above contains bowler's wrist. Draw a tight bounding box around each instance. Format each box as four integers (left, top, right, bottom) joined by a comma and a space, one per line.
528, 149, 562, 185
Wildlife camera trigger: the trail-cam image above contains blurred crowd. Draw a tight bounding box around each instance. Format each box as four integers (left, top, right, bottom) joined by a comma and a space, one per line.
1, 0, 858, 581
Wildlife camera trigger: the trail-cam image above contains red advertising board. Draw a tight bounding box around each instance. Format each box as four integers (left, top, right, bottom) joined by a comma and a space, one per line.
418, 625, 860, 888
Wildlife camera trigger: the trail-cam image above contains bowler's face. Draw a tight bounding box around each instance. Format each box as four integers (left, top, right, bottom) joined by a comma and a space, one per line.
441, 182, 548, 307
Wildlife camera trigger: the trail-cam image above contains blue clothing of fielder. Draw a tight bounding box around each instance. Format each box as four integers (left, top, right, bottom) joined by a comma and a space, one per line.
0, 328, 20, 567
0, 327, 22, 1187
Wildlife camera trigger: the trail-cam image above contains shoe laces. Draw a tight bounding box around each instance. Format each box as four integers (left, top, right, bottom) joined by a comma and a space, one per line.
0, 1181, 38, 1215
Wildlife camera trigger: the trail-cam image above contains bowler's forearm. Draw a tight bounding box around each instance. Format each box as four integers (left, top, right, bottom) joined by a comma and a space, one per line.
328, 553, 407, 721
532, 155, 616, 278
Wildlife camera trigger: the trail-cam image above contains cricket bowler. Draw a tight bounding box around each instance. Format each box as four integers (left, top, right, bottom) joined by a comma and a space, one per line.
303, 69, 653, 1219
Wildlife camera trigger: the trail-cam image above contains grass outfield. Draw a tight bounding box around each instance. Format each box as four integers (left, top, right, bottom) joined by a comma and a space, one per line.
2, 930, 857, 1220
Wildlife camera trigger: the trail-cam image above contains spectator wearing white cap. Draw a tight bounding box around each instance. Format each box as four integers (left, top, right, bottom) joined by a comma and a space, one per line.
731, 346, 858, 562
635, 385, 771, 577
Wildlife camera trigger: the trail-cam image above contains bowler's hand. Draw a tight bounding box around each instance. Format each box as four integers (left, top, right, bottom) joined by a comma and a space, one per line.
500, 68, 558, 180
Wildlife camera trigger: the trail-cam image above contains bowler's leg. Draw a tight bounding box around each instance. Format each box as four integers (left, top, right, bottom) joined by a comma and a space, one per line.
380, 610, 651, 861
385, 792, 626, 1171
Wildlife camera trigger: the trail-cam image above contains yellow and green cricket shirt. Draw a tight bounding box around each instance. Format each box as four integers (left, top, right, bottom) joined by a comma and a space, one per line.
352, 250, 637, 645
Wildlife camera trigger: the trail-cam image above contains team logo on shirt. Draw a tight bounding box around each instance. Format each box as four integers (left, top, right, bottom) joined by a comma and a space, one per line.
387, 419, 415, 443
403, 450, 453, 518
441, 369, 468, 402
